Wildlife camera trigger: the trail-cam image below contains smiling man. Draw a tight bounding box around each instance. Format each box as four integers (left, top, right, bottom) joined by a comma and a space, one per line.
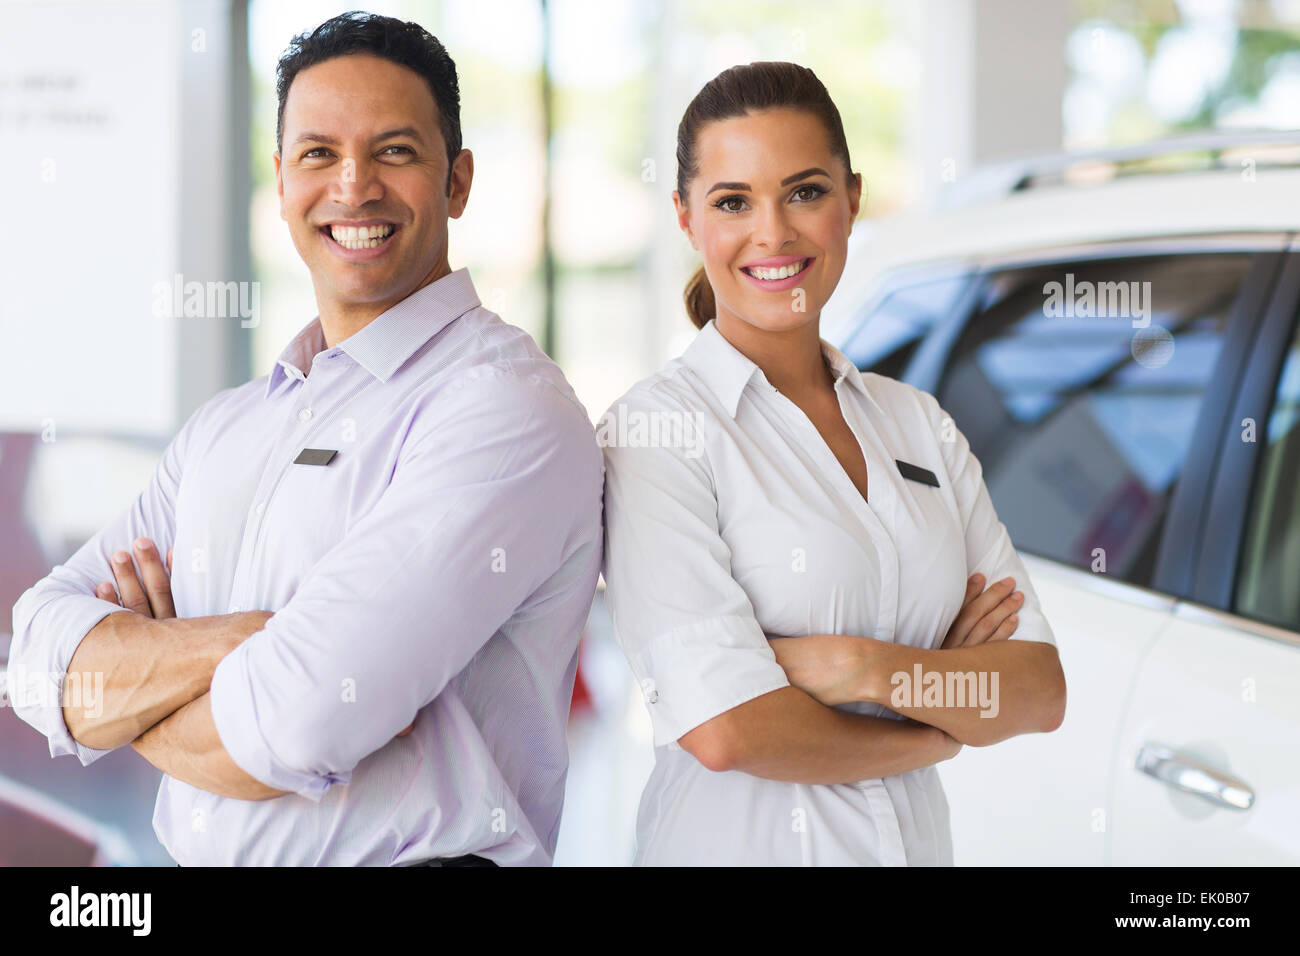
8, 11, 603, 866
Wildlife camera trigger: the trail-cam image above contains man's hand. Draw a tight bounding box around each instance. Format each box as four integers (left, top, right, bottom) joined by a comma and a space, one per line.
98, 537, 416, 739
96, 538, 175, 619
939, 573, 1023, 649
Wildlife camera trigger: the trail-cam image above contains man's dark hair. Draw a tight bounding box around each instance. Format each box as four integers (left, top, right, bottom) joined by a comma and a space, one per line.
275, 10, 461, 192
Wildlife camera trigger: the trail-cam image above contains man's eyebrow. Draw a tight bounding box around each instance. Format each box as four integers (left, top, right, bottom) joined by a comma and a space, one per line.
291, 127, 427, 148
705, 167, 832, 196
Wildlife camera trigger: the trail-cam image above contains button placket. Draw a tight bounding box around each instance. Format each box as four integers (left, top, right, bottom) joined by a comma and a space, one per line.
763, 385, 901, 645
836, 391, 900, 644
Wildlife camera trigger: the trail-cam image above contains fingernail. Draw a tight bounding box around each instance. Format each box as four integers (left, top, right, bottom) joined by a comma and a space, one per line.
1012, 592, 1024, 602
134, 538, 151, 550
971, 574, 983, 583
113, 552, 129, 564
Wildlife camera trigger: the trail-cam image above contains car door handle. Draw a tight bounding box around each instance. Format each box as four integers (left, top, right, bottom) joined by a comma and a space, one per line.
1134, 743, 1254, 811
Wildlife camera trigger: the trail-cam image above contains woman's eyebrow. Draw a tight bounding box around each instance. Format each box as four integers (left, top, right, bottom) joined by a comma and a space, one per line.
779, 166, 831, 185
705, 166, 832, 196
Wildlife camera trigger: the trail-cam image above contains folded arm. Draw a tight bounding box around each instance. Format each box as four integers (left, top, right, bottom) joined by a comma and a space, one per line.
131, 691, 286, 800
8, 406, 209, 765
769, 388, 1067, 747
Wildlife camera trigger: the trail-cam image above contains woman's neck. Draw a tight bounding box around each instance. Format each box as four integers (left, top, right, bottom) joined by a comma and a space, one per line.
714, 311, 833, 396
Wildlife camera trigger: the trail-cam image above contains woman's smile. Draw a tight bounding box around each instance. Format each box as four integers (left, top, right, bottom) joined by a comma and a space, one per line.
738, 255, 815, 291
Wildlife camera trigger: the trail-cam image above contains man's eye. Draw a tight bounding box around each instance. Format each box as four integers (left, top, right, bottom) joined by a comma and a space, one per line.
303, 148, 329, 159
383, 145, 413, 155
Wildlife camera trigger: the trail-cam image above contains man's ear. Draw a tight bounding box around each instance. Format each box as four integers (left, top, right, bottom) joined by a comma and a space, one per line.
672, 190, 698, 250
274, 151, 285, 221
448, 148, 473, 219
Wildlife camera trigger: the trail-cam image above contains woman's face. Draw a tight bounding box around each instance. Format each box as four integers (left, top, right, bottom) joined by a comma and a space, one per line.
674, 107, 861, 336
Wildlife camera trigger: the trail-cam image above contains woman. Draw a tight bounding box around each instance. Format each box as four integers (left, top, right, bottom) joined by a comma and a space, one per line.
599, 61, 1066, 866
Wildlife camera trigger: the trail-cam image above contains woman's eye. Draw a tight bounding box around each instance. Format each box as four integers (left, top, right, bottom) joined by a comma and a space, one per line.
792, 184, 827, 202
714, 196, 746, 213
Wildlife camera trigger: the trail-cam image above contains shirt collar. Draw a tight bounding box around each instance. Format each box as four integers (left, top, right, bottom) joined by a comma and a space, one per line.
264, 267, 482, 398
679, 319, 886, 419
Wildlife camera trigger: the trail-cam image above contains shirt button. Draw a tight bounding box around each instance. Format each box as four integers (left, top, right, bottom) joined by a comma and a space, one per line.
254, 502, 265, 516
641, 678, 658, 704
297, 407, 313, 422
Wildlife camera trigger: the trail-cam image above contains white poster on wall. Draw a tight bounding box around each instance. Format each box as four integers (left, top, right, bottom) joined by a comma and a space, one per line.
0, 0, 180, 436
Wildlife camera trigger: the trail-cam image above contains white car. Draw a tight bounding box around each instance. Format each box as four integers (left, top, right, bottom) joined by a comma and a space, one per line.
822, 131, 1300, 865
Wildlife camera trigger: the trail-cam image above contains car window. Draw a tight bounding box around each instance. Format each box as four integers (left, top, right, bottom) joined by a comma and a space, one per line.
840, 275, 969, 379
936, 254, 1254, 590
1234, 307, 1300, 632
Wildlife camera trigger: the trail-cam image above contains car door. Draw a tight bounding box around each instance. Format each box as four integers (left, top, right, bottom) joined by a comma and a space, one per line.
850, 238, 1285, 864
1109, 240, 1300, 865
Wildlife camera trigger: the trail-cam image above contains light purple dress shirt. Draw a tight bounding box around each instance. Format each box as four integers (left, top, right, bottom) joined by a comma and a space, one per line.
8, 267, 604, 865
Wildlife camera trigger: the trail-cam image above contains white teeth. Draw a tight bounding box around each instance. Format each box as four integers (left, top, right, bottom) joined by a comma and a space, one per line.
746, 259, 808, 281
328, 223, 395, 248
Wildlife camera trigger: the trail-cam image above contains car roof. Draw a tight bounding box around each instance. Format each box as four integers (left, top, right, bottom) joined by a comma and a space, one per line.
823, 134, 1300, 339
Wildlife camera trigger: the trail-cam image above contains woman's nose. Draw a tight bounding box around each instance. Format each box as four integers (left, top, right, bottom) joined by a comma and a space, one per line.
751, 202, 797, 249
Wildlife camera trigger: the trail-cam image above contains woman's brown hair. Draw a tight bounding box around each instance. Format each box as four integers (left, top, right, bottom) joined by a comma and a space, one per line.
676, 61, 857, 329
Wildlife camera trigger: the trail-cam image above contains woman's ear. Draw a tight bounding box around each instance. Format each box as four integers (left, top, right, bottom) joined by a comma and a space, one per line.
672, 190, 699, 250
849, 172, 864, 225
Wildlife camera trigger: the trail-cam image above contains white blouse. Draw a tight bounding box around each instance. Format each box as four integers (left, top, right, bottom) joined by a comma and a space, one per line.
599, 319, 1057, 866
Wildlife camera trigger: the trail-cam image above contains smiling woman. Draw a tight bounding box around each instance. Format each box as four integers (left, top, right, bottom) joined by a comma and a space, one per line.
600, 60, 1065, 867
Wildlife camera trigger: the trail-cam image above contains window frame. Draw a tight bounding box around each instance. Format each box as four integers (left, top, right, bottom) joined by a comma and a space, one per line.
1197, 238, 1300, 619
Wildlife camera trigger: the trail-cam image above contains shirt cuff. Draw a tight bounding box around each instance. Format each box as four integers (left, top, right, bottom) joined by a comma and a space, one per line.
7, 593, 123, 766
633, 615, 791, 748
208, 643, 349, 801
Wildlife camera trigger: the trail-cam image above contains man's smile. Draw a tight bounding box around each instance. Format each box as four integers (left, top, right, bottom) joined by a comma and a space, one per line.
319, 219, 401, 260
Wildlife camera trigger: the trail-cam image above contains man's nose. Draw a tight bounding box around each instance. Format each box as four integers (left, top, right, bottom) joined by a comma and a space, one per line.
329, 154, 385, 205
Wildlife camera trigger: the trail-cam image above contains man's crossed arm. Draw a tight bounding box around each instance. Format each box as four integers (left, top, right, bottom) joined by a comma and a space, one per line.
70, 538, 413, 801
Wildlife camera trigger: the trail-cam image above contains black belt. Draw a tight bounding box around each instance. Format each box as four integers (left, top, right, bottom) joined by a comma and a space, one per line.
406, 853, 497, 867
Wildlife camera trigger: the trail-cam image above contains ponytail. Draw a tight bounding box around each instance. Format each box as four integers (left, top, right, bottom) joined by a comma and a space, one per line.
683, 265, 715, 330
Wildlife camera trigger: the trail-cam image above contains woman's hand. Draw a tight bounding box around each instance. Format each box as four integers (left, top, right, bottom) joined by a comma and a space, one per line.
940, 573, 1024, 650
767, 633, 876, 707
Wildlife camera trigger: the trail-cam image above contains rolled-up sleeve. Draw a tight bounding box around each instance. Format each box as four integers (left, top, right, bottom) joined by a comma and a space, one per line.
208, 369, 603, 798
916, 386, 1057, 647
600, 387, 790, 749
8, 407, 201, 765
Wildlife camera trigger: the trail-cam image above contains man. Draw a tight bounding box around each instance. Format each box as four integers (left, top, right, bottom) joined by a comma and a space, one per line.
8, 11, 603, 866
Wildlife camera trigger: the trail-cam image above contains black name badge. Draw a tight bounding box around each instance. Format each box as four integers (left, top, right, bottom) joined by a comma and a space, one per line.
895, 459, 939, 488
294, 448, 338, 466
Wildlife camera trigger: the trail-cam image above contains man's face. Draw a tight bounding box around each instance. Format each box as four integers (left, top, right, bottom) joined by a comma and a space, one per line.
275, 53, 472, 319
